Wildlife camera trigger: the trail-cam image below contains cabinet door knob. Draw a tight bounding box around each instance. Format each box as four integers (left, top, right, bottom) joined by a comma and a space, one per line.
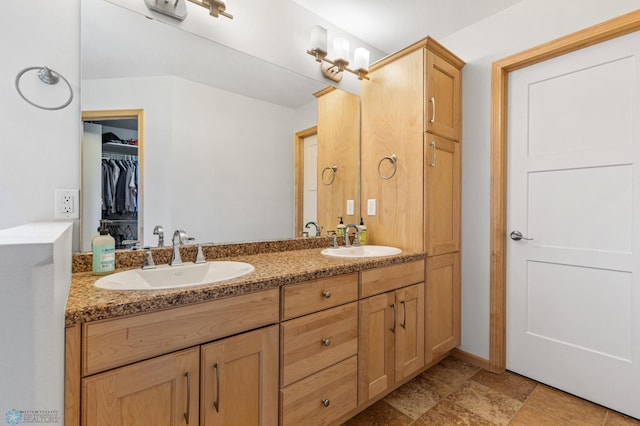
322, 398, 331, 407
322, 338, 331, 347
322, 290, 332, 299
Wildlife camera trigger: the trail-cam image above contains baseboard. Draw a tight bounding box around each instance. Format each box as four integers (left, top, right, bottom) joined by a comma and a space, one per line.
450, 348, 491, 370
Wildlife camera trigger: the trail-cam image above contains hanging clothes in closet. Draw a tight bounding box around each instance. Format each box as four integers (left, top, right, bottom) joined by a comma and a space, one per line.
101, 157, 138, 215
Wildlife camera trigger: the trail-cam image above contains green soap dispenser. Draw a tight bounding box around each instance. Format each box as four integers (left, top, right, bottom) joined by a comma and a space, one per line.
336, 216, 346, 238
358, 217, 367, 245
92, 221, 115, 275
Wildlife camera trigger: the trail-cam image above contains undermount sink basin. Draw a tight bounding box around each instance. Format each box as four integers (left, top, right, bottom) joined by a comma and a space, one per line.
95, 261, 255, 291
321, 245, 402, 258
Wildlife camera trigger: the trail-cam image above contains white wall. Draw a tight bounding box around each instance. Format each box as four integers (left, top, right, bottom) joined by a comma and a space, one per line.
0, 1, 80, 243
440, 0, 640, 359
84, 76, 309, 245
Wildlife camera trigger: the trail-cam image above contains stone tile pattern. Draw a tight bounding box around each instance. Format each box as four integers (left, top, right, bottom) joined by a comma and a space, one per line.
344, 356, 640, 426
66, 239, 425, 326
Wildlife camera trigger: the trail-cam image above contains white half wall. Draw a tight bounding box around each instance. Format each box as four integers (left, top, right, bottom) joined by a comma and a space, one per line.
440, 0, 640, 360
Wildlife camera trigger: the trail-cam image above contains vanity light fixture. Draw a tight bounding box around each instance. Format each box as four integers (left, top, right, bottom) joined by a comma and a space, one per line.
188, 0, 233, 19
307, 25, 370, 82
144, 0, 232, 21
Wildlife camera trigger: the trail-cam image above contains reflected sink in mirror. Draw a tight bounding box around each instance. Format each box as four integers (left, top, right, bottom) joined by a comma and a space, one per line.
321, 245, 402, 258
95, 261, 255, 291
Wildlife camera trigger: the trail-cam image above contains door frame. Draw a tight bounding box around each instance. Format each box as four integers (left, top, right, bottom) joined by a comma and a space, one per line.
489, 9, 640, 373
81, 109, 145, 250
294, 126, 318, 235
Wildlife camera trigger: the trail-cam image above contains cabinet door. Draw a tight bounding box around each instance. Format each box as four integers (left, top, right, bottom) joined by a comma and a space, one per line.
82, 347, 199, 426
358, 292, 395, 404
425, 134, 461, 256
426, 253, 461, 362
425, 50, 462, 141
395, 283, 425, 381
201, 325, 279, 426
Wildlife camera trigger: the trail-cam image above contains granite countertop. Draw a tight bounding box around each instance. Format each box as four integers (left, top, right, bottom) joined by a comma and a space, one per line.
66, 246, 426, 327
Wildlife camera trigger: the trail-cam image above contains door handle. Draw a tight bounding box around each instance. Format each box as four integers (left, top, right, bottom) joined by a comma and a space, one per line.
510, 230, 533, 241
213, 362, 220, 412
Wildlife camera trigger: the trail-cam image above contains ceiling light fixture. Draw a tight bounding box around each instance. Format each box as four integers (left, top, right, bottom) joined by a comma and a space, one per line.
307, 25, 369, 82
144, 0, 233, 21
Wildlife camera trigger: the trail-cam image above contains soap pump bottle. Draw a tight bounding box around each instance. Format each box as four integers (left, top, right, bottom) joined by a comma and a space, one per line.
358, 217, 367, 245
92, 221, 115, 275
336, 216, 346, 239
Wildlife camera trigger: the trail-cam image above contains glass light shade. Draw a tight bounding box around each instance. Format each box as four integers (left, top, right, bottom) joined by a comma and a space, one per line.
353, 47, 370, 71
310, 25, 327, 53
333, 37, 350, 62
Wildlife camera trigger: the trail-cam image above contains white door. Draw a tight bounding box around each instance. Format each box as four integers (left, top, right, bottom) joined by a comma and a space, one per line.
303, 133, 318, 227
507, 31, 640, 419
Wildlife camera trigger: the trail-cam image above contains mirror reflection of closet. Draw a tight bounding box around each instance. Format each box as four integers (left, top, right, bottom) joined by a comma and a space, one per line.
81, 109, 143, 252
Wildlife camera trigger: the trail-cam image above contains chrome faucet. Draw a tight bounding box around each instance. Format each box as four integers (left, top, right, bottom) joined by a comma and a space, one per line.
304, 221, 322, 237
153, 225, 165, 247
344, 224, 360, 247
171, 230, 188, 266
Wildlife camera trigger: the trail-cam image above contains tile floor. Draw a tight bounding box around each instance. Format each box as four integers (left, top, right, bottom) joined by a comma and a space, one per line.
344, 356, 640, 426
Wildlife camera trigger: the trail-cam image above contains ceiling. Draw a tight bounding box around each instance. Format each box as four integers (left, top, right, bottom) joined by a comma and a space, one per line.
292, 0, 524, 54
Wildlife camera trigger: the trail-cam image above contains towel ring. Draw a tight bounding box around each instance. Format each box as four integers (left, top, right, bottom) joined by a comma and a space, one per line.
377, 154, 397, 180
321, 165, 338, 185
15, 66, 74, 111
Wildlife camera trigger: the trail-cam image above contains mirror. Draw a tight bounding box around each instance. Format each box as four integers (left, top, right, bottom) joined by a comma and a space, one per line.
80, 0, 361, 251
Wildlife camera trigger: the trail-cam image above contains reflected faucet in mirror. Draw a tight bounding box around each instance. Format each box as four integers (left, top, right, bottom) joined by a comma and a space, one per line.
304, 221, 322, 237
153, 225, 165, 247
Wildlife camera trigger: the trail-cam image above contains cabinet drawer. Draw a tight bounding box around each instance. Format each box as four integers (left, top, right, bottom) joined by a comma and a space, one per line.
360, 261, 425, 297
83, 288, 279, 376
281, 302, 357, 386
281, 273, 358, 320
281, 356, 357, 426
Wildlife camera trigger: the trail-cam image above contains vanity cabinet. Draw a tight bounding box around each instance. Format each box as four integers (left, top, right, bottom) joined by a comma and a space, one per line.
76, 289, 280, 426
279, 273, 359, 426
361, 37, 463, 364
358, 262, 425, 405
426, 252, 461, 361
82, 347, 200, 426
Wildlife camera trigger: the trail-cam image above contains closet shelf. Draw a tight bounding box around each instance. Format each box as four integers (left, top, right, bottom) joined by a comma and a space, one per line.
103, 142, 138, 155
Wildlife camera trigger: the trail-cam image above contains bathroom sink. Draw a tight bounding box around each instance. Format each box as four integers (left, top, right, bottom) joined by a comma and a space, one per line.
95, 261, 255, 291
321, 245, 402, 258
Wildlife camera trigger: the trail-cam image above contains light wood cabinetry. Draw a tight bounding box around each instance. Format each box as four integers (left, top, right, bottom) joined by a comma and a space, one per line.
361, 37, 463, 365
201, 326, 279, 426
358, 262, 425, 405
82, 347, 200, 426
315, 87, 360, 231
426, 253, 461, 362
279, 274, 359, 425
77, 289, 279, 426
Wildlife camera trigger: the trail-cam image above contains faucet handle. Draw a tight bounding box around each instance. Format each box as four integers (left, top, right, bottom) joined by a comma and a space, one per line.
195, 244, 206, 264
142, 248, 156, 269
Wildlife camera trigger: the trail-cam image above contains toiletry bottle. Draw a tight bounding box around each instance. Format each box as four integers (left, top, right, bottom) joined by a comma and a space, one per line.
336, 216, 345, 240
358, 217, 367, 245
93, 222, 115, 275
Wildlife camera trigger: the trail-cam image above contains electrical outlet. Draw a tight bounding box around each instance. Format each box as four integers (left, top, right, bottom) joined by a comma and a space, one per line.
346, 200, 355, 216
55, 189, 79, 219
367, 199, 376, 216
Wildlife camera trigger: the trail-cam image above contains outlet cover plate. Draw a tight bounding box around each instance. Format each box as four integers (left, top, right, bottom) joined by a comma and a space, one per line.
55, 189, 79, 219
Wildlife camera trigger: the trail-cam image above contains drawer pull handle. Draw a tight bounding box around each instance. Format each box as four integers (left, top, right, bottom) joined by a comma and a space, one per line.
390, 303, 396, 333
213, 362, 220, 413
322, 338, 331, 347
430, 141, 437, 167
322, 290, 332, 299
184, 371, 191, 424
322, 399, 331, 407
401, 300, 407, 329
429, 96, 436, 123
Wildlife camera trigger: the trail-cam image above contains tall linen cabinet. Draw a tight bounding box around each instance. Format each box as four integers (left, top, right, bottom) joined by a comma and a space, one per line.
361, 37, 464, 364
